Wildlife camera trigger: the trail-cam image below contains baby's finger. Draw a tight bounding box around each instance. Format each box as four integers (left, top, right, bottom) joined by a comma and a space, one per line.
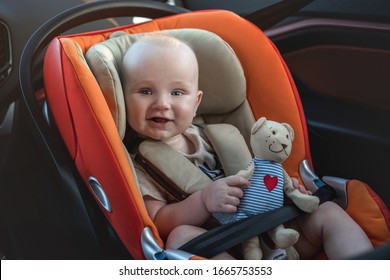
225, 195, 241, 207
222, 203, 238, 214
227, 185, 244, 199
291, 177, 300, 188
291, 177, 312, 194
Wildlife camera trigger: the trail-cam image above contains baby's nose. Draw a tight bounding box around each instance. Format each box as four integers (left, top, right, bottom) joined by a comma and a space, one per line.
153, 94, 170, 109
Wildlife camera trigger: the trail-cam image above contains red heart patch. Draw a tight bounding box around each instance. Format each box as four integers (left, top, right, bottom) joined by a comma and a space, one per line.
263, 174, 278, 191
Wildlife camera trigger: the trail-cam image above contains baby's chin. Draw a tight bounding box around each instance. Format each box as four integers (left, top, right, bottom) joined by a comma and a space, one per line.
133, 127, 185, 142
147, 134, 186, 147
138, 132, 176, 142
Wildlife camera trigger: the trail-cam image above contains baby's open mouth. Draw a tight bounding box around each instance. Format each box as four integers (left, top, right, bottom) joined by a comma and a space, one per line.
151, 117, 170, 124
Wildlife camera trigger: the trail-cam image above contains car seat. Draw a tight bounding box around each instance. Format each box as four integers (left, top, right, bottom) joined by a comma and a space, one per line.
40, 8, 390, 259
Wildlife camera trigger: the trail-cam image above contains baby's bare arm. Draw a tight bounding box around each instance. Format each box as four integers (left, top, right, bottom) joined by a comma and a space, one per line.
146, 191, 211, 240
145, 175, 249, 240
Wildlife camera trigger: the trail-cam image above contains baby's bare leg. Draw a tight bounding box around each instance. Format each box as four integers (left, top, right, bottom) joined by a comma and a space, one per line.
285, 201, 373, 259
166, 225, 235, 259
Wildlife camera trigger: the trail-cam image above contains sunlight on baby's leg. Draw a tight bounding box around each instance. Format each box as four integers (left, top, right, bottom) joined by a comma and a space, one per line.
289, 201, 373, 259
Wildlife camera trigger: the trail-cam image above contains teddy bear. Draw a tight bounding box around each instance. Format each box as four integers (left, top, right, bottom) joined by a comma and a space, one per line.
235, 117, 320, 260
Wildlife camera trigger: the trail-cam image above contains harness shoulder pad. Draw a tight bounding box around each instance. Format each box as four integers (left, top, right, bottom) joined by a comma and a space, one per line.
139, 140, 212, 195
204, 124, 252, 176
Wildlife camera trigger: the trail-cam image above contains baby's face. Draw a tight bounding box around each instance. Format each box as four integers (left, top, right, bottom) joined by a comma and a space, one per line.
123, 41, 202, 141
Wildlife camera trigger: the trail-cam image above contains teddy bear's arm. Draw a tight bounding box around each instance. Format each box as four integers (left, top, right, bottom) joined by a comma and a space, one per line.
283, 170, 319, 213
236, 160, 255, 180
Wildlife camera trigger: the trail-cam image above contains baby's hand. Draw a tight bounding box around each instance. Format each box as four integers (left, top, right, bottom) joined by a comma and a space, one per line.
201, 175, 249, 214
291, 177, 312, 195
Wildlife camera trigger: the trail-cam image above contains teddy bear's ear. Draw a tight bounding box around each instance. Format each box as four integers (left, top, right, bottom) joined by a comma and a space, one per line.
251, 117, 267, 135
282, 122, 294, 141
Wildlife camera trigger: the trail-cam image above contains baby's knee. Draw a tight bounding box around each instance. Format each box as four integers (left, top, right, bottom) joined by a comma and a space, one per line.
166, 225, 206, 250
166, 225, 190, 249
314, 201, 347, 220
318, 201, 342, 211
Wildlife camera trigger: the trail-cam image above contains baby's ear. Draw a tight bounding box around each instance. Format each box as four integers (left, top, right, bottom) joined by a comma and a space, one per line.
282, 122, 294, 141
194, 90, 203, 116
251, 117, 267, 135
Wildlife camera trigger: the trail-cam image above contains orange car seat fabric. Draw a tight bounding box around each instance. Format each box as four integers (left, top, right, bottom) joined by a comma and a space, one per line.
45, 38, 157, 259
345, 180, 390, 246
43, 10, 390, 258
44, 39, 77, 158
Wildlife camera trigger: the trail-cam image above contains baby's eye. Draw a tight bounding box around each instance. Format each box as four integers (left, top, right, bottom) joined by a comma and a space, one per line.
139, 88, 152, 95
171, 90, 184, 96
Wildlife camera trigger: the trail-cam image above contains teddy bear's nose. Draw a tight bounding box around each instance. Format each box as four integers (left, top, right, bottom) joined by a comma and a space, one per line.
282, 144, 288, 149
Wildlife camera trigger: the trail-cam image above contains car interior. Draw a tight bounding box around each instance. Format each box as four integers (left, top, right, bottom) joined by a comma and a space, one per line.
1, 0, 390, 260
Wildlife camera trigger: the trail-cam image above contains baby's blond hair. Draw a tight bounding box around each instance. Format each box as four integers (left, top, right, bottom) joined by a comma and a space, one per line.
135, 32, 185, 48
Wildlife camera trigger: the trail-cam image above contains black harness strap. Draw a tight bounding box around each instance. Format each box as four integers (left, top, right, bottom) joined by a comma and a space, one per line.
179, 184, 336, 258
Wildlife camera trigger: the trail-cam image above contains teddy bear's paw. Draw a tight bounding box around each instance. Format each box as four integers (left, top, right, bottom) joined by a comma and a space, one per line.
272, 228, 300, 249
285, 246, 300, 260
242, 237, 263, 260
236, 169, 252, 180
294, 195, 320, 213
243, 250, 263, 260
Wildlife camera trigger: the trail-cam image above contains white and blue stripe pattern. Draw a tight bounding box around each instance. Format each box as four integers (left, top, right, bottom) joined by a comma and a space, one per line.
235, 158, 284, 220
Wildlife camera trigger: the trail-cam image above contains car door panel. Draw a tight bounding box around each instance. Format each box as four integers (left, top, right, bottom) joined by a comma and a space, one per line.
267, 18, 390, 206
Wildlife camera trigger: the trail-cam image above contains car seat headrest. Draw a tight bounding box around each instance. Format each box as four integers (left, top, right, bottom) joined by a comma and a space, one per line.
85, 28, 246, 139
